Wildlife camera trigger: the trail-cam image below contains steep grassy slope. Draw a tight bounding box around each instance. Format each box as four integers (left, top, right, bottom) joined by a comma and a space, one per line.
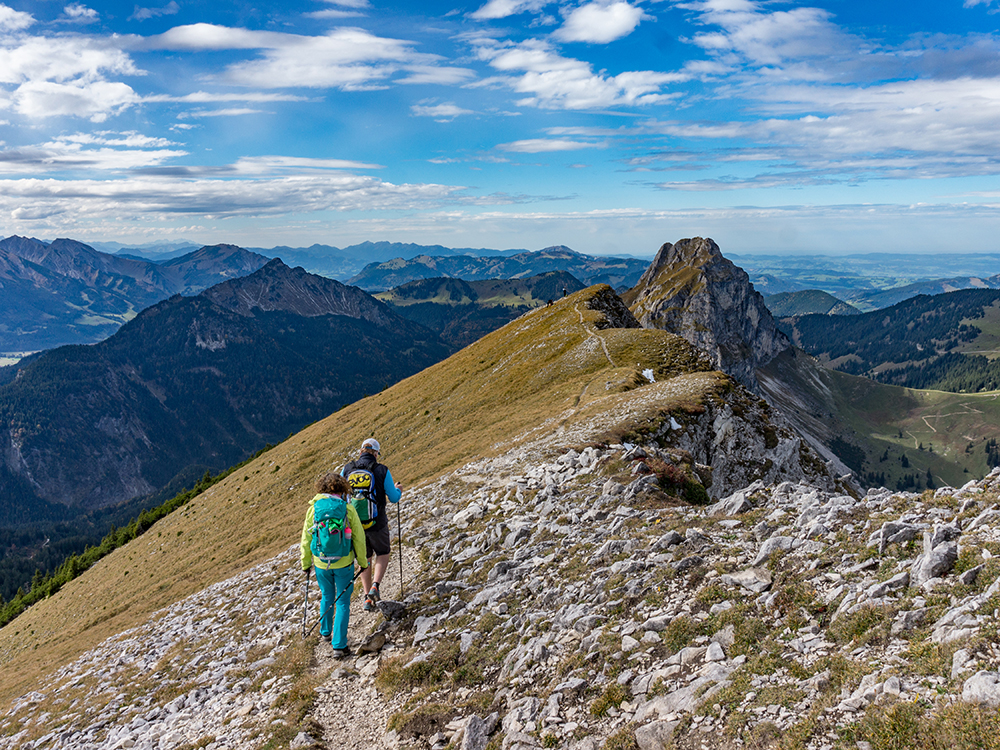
0, 286, 727, 706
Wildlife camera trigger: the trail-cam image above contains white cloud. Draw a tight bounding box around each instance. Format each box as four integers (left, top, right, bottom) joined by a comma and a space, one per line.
144, 25, 472, 91
320, 0, 371, 7
473, 38, 685, 109
411, 101, 475, 120
695, 5, 845, 65
130, 2, 180, 22
470, 0, 551, 21
145, 91, 310, 103
499, 138, 605, 152
0, 35, 139, 85
63, 4, 98, 23
13, 80, 140, 122
141, 23, 292, 51
0, 25, 143, 121
305, 10, 366, 19
397, 65, 476, 85
176, 108, 269, 118
0, 173, 469, 224
553, 1, 646, 44
0, 4, 34, 32
231, 156, 382, 173
0, 132, 186, 173
59, 131, 178, 148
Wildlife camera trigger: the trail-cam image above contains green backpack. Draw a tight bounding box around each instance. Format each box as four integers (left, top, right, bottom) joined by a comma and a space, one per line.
310, 494, 352, 563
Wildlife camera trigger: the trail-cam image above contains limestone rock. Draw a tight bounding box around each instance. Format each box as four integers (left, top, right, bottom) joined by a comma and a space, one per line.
963, 672, 1000, 707
622, 237, 789, 391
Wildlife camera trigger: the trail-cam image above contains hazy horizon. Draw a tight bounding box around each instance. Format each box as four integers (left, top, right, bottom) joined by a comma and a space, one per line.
0, 0, 998, 256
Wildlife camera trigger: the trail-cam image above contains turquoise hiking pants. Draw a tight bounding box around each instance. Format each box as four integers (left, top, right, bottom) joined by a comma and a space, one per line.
315, 564, 355, 649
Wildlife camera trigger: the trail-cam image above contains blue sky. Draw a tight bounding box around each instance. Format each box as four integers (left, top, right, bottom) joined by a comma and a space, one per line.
0, 0, 999, 256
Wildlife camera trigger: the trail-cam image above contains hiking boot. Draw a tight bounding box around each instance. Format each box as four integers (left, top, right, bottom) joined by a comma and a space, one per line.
364, 583, 380, 611
332, 647, 351, 658
321, 633, 332, 642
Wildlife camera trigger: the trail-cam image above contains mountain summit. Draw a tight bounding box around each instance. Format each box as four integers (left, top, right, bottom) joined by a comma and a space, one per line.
0, 261, 449, 517
623, 237, 789, 391
202, 258, 399, 326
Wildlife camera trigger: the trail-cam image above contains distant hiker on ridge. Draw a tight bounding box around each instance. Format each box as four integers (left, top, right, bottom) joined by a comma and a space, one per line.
300, 472, 368, 657
342, 438, 402, 611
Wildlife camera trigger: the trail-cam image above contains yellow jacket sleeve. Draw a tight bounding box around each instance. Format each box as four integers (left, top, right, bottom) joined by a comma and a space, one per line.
300, 500, 315, 570
346, 502, 368, 568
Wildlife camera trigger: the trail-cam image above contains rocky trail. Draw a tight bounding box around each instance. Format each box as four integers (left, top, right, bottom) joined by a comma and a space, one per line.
4, 436, 1000, 750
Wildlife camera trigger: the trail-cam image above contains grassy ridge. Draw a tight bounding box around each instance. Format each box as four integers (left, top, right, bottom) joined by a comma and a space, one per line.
0, 286, 722, 707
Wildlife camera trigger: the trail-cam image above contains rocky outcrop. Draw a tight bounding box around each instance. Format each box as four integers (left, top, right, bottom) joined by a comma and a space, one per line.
622, 238, 790, 391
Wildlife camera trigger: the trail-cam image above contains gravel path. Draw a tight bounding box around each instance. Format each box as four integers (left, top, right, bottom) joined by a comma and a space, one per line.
309, 542, 422, 750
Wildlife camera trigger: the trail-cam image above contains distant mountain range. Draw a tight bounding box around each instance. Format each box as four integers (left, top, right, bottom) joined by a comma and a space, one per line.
0, 236, 268, 352
376, 271, 586, 349
0, 259, 450, 522
739, 252, 1000, 309
348, 245, 648, 291
252, 240, 519, 280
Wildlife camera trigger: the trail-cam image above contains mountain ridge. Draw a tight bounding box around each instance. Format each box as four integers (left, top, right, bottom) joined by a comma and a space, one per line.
0, 260, 450, 516
347, 246, 648, 292
0, 236, 270, 351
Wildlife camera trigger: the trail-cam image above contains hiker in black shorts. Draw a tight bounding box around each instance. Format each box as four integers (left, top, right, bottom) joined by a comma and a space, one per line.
342, 438, 402, 610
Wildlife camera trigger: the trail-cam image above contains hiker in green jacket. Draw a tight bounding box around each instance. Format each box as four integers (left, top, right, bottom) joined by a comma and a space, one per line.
301, 472, 367, 657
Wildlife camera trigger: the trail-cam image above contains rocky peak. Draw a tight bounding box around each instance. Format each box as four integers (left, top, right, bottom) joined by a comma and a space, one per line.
622, 237, 790, 391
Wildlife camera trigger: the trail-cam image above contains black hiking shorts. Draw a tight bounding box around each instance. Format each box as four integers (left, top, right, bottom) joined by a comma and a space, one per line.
364, 523, 391, 557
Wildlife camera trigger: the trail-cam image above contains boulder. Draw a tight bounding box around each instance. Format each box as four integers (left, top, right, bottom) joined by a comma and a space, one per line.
721, 567, 772, 594
963, 672, 1000, 707
635, 720, 679, 750
911, 542, 958, 588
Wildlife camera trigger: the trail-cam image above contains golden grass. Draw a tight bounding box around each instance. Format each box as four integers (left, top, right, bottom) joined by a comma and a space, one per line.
0, 285, 724, 708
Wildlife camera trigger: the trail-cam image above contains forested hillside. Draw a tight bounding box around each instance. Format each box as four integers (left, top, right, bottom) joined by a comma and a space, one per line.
376, 271, 586, 348
777, 288, 1000, 390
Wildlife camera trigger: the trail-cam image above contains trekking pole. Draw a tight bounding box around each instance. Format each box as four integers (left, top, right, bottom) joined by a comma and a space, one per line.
301, 568, 311, 639
397, 499, 404, 600
303, 565, 365, 639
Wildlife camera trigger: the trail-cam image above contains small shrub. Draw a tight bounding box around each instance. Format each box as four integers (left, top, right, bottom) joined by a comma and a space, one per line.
828, 604, 895, 647
601, 723, 639, 750
590, 683, 628, 717
660, 614, 697, 652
